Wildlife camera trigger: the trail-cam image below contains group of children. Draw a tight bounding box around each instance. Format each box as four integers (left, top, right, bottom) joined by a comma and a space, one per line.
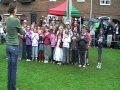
18, 20, 105, 69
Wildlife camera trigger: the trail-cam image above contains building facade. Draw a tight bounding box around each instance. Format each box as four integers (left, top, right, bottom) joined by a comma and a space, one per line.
0, 0, 120, 23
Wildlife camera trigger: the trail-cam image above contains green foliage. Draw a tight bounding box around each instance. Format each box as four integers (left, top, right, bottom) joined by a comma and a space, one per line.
0, 44, 120, 90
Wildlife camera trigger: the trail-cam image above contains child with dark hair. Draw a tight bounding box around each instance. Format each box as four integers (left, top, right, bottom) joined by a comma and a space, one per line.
25, 25, 32, 61
71, 31, 79, 65
97, 29, 105, 69
78, 28, 88, 68
38, 27, 44, 62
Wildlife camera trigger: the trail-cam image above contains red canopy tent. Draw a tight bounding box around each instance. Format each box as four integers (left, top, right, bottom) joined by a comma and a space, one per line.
48, 2, 66, 16
48, 1, 80, 17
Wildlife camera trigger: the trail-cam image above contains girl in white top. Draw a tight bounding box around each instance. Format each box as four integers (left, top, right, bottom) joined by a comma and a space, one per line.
62, 28, 71, 64
31, 28, 39, 61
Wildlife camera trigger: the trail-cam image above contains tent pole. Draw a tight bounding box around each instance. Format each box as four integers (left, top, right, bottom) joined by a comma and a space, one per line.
69, 0, 72, 24
67, 0, 69, 21
67, 0, 72, 24
90, 0, 93, 19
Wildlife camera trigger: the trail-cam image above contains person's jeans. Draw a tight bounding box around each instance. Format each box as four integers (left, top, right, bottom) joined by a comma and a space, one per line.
51, 47, 55, 61
79, 50, 86, 66
32, 46, 38, 60
6, 45, 19, 90
0, 33, 1, 44
63, 47, 69, 63
26, 45, 32, 59
18, 43, 23, 60
85, 49, 89, 64
91, 35, 95, 47
115, 34, 119, 41
72, 49, 78, 64
98, 48, 103, 63
44, 45, 51, 61
22, 41, 26, 59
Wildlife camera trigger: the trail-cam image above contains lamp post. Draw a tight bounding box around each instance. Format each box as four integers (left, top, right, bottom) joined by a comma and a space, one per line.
90, 0, 93, 19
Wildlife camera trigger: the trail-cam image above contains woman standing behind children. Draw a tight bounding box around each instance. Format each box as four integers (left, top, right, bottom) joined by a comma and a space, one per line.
78, 28, 88, 68
25, 25, 32, 61
31, 27, 39, 61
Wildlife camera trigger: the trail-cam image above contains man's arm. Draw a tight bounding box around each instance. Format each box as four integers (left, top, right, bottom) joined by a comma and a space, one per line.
16, 18, 24, 35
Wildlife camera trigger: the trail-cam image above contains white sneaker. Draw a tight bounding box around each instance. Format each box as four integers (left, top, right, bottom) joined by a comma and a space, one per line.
98, 65, 101, 69
26, 59, 31, 62
98, 63, 101, 69
57, 62, 61, 65
86, 63, 90, 66
44, 60, 48, 63
97, 63, 101, 69
96, 65, 99, 69
83, 65, 86, 68
97, 65, 101, 69
78, 64, 82, 67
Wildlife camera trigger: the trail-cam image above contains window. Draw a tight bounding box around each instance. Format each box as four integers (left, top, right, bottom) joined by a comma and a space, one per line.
49, 0, 56, 1
77, 0, 85, 2
100, 0, 111, 5
2, 0, 13, 4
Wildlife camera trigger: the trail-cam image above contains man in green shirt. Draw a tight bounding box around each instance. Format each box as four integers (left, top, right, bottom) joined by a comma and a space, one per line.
6, 16, 23, 45
6, 1, 24, 90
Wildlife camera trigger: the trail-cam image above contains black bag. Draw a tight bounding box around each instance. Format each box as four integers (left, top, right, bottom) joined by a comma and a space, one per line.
59, 40, 63, 48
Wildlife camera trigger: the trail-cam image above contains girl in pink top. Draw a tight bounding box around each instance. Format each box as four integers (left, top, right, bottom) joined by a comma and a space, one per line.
50, 28, 57, 62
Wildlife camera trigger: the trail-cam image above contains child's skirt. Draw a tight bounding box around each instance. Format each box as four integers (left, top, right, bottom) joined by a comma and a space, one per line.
38, 43, 44, 51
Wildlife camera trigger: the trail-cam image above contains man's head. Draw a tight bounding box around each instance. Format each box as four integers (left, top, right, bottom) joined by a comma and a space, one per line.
7, 1, 17, 15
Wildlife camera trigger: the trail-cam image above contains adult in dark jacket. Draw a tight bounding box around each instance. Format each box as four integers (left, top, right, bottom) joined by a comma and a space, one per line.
97, 28, 105, 69
78, 29, 88, 68
113, 22, 120, 41
106, 23, 114, 47
71, 31, 79, 64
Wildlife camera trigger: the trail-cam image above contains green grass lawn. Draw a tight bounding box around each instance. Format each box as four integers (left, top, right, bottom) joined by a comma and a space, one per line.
0, 44, 120, 90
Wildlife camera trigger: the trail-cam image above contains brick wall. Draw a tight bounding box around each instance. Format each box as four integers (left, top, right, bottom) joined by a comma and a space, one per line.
0, 0, 120, 22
